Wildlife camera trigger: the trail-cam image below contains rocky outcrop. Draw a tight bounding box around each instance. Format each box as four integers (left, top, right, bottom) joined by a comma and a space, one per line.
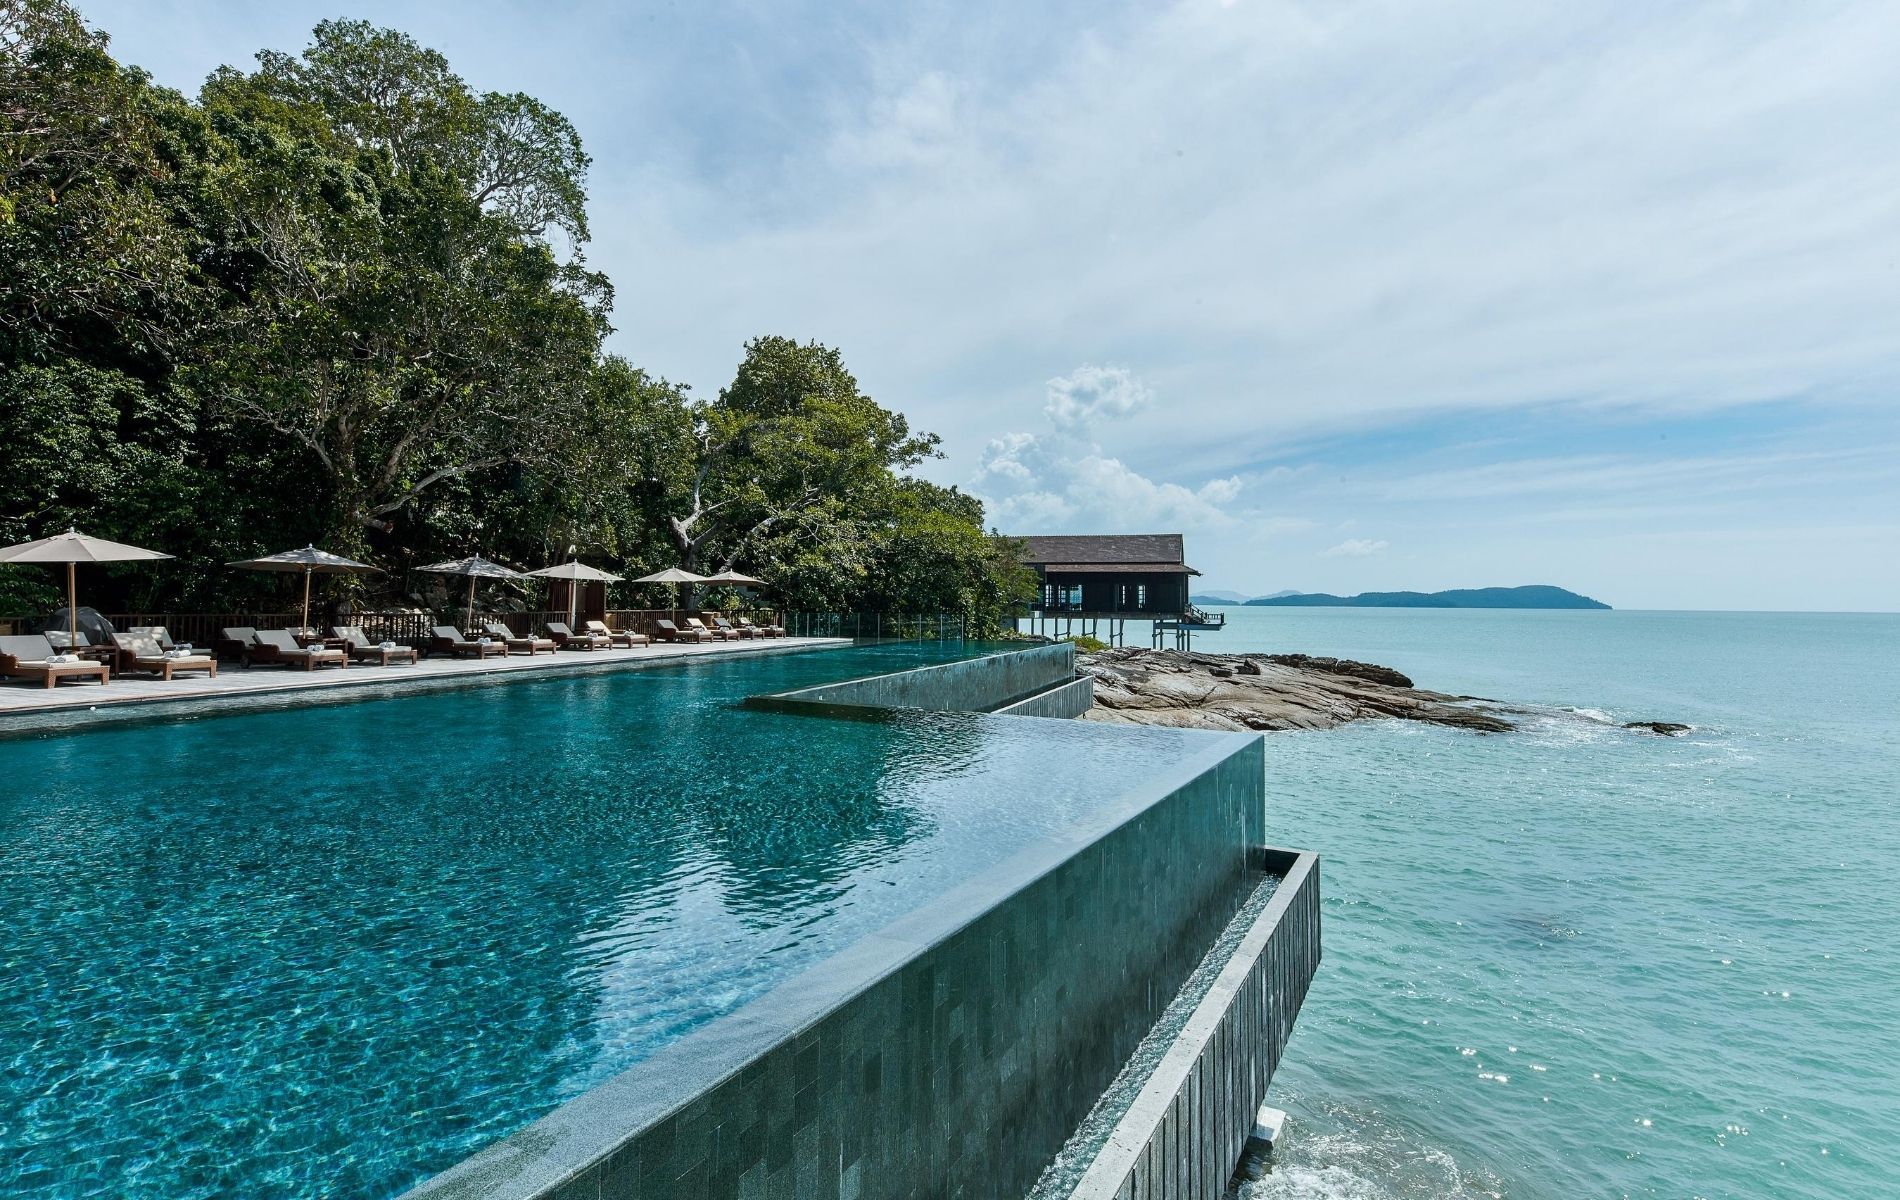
1077, 648, 1515, 734
1623, 720, 1691, 736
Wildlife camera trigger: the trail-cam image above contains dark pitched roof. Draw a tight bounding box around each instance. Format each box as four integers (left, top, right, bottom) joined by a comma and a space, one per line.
1013, 533, 1186, 567
1038, 562, 1195, 575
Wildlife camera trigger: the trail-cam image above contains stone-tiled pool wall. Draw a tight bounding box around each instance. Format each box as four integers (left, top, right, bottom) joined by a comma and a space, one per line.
746, 640, 1084, 715
1062, 849, 1321, 1200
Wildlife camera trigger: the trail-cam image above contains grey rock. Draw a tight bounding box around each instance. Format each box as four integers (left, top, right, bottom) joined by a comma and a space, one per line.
1623, 720, 1691, 736
1076, 648, 1514, 734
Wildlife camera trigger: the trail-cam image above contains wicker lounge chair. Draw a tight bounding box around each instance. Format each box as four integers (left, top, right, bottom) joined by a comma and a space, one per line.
0, 633, 111, 688
708, 615, 754, 639
584, 619, 649, 648
111, 632, 217, 680
483, 621, 556, 655
737, 616, 784, 638
685, 616, 733, 641
333, 626, 419, 666
430, 625, 506, 659
546, 621, 609, 650
252, 628, 346, 670
654, 618, 710, 644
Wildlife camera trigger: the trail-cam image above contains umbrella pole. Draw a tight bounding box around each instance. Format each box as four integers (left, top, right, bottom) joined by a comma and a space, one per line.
302, 566, 313, 633
466, 576, 476, 632
67, 561, 77, 650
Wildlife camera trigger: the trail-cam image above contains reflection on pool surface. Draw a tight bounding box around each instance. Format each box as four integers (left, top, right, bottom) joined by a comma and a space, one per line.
1, 642, 1221, 1199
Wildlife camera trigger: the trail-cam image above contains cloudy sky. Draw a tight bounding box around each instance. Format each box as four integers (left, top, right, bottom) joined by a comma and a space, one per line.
85, 1, 1900, 610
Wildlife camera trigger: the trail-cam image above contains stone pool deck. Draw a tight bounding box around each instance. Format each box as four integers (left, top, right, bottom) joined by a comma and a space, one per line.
0, 636, 852, 719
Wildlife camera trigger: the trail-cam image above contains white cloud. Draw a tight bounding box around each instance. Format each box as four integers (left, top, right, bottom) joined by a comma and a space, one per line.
1322, 538, 1389, 558
972, 366, 1247, 534
1043, 365, 1149, 431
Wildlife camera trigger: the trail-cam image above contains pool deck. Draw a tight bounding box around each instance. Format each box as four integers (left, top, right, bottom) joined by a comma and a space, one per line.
0, 636, 853, 720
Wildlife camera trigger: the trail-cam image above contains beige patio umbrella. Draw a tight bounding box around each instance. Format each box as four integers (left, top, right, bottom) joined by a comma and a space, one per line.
524, 559, 624, 627
629, 566, 708, 617
0, 527, 172, 651
416, 555, 526, 630
699, 569, 767, 587
229, 545, 381, 632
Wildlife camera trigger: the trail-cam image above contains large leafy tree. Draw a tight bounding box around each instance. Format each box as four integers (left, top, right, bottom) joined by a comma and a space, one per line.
192, 23, 608, 553
661, 336, 940, 576
0, 0, 198, 368
860, 481, 1038, 634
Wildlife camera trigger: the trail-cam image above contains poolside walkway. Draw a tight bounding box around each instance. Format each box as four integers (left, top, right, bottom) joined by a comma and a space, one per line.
0, 637, 852, 720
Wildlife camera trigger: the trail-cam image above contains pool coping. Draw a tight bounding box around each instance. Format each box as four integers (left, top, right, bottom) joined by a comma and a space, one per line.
401, 721, 1260, 1200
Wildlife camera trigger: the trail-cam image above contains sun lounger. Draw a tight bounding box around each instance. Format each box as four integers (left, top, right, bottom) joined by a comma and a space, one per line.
111, 632, 217, 680
737, 616, 784, 638
654, 618, 710, 644
482, 621, 555, 655
708, 615, 754, 639
252, 628, 346, 670
686, 616, 733, 641
430, 625, 506, 658
333, 626, 418, 666
218, 627, 259, 662
0, 633, 111, 688
127, 625, 193, 655
546, 621, 609, 650
584, 619, 649, 648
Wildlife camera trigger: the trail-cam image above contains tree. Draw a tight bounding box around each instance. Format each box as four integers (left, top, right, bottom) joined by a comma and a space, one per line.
250, 20, 589, 245
858, 481, 1038, 634
0, 0, 200, 367
191, 24, 609, 552
662, 336, 940, 579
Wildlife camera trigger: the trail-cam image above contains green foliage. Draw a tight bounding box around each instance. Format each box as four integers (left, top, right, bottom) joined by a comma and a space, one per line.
1061, 634, 1110, 653
0, 3, 1027, 627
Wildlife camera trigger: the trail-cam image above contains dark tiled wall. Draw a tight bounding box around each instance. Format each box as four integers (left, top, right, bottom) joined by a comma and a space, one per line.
751, 642, 1076, 714
992, 676, 1095, 718
1068, 851, 1321, 1200
407, 734, 1265, 1200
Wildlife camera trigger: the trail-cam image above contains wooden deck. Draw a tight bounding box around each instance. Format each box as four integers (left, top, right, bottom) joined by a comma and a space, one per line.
0, 636, 853, 721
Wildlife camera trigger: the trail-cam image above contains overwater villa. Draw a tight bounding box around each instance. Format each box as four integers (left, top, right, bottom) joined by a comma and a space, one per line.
1014, 532, 1227, 647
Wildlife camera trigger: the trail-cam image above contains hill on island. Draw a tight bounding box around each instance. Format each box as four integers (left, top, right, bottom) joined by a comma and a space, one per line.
1244, 585, 1610, 610
1192, 589, 1299, 605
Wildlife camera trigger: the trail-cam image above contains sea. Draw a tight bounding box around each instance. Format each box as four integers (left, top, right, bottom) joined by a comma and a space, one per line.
1194, 606, 1899, 1200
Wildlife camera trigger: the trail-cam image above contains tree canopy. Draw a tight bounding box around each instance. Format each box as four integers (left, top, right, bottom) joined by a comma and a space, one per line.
0, 1, 1033, 628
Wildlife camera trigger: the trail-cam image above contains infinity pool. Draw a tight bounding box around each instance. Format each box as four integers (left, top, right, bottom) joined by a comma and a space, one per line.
0, 643, 1218, 1198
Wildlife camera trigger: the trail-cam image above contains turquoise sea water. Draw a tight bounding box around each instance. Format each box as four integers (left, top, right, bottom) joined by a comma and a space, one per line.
0, 642, 1223, 1199
1207, 607, 1900, 1200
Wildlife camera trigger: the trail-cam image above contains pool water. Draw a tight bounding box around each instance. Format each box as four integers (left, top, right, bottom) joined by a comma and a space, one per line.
0, 642, 1223, 1199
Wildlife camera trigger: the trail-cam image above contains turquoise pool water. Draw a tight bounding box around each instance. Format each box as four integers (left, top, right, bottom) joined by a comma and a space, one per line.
1203, 608, 1900, 1200
0, 642, 1221, 1199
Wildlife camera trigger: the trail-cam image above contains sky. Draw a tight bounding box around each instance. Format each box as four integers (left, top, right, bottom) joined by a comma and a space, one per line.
79, 0, 1900, 610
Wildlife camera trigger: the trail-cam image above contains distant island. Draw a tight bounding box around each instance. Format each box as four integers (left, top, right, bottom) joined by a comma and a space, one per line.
1243, 585, 1610, 610
1191, 589, 1299, 605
